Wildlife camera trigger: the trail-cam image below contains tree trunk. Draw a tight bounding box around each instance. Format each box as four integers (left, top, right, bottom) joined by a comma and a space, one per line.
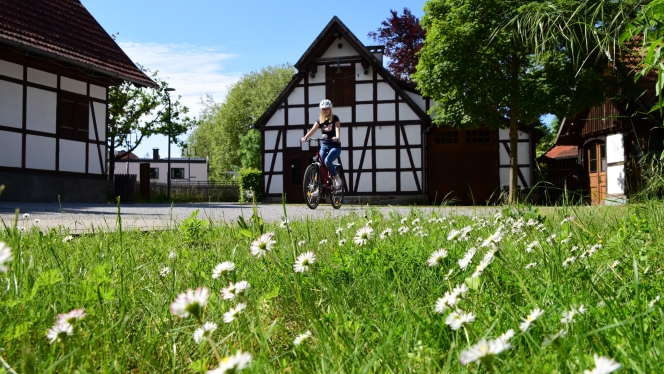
508, 46, 520, 204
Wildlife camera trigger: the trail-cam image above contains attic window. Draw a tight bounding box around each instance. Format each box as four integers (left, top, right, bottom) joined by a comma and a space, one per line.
326, 65, 354, 107
435, 131, 458, 144
58, 92, 89, 141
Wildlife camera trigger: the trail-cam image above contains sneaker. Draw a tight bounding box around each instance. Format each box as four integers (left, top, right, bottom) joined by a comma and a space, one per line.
333, 177, 342, 189
310, 189, 319, 198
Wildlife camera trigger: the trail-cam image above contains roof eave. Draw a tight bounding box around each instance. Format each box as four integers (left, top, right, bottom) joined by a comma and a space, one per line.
0, 37, 158, 88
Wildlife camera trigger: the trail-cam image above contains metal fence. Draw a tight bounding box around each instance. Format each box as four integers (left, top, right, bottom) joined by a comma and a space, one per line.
143, 181, 240, 202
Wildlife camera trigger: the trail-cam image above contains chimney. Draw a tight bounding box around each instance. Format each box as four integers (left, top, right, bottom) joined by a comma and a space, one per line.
367, 45, 384, 64
153, 148, 160, 160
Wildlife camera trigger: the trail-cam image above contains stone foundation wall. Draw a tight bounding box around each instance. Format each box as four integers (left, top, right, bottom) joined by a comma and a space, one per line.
263, 195, 426, 205
0, 172, 107, 203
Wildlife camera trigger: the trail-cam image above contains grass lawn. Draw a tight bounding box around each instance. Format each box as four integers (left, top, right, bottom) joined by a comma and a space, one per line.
0, 202, 662, 373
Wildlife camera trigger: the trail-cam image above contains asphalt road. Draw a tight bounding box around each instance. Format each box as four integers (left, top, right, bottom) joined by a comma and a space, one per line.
0, 201, 497, 233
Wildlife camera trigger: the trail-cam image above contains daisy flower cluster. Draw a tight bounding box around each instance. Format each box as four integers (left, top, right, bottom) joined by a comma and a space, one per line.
46, 308, 86, 344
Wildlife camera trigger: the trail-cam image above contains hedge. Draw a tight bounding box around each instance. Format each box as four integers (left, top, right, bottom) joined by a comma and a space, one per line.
238, 168, 262, 202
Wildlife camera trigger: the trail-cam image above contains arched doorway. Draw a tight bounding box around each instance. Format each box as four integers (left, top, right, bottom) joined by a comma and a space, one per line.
585, 141, 607, 205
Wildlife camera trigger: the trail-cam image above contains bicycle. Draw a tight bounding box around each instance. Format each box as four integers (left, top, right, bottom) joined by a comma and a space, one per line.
302, 138, 347, 209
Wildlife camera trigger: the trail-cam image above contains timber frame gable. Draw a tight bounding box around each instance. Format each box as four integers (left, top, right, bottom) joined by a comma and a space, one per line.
255, 16, 432, 204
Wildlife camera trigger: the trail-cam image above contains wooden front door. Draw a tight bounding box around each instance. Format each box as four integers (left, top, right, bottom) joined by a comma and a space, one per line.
586, 142, 607, 205
284, 151, 309, 203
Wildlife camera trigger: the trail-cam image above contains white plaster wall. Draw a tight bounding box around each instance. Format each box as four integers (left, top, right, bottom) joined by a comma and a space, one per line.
265, 110, 284, 127
405, 91, 426, 112
289, 87, 305, 105
376, 82, 394, 101
352, 127, 372, 147
376, 172, 397, 192
356, 84, 373, 101
399, 103, 419, 121
340, 127, 348, 147
264, 153, 283, 172
272, 152, 283, 172
339, 149, 349, 167
334, 107, 352, 121
402, 125, 421, 145
401, 171, 421, 192
267, 174, 283, 194
353, 149, 372, 169
60, 77, 86, 95
189, 163, 208, 182
499, 128, 529, 141
400, 148, 422, 168
264, 153, 273, 172
308, 85, 325, 104
606, 134, 624, 163
308, 107, 321, 124
25, 135, 55, 170
27, 68, 57, 88
122, 162, 208, 183
59, 140, 86, 173
0, 131, 22, 167
355, 104, 373, 122
321, 37, 359, 58
308, 67, 326, 85
499, 167, 531, 188
500, 143, 530, 165
356, 172, 372, 192
377, 103, 395, 121
287, 129, 304, 148
88, 145, 101, 174
520, 167, 531, 188
0, 80, 23, 129
375, 149, 396, 169
375, 126, 396, 146
26, 87, 57, 133
355, 63, 372, 81
607, 165, 625, 195
0, 59, 22, 79
89, 102, 106, 140
499, 146, 510, 165
288, 107, 305, 126
89, 84, 106, 100
264, 131, 281, 150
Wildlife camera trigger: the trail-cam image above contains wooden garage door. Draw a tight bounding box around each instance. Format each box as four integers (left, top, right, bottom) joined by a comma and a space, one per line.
427, 127, 499, 205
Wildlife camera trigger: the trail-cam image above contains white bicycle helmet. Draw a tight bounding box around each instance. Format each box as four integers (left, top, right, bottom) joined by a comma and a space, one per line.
319, 99, 333, 109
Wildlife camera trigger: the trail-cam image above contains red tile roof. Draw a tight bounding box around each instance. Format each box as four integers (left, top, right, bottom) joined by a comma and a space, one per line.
0, 0, 156, 87
544, 145, 578, 159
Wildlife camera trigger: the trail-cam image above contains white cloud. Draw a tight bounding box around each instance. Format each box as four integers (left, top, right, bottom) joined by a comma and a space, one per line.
118, 41, 240, 117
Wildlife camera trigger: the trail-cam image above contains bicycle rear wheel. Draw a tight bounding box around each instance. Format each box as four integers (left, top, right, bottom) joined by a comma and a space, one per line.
303, 164, 322, 209
330, 166, 345, 209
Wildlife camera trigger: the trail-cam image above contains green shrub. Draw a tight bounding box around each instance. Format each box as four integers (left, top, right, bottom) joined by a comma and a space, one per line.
238, 168, 262, 202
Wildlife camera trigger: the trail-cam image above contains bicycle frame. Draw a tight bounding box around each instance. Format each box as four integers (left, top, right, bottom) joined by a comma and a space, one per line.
306, 138, 335, 195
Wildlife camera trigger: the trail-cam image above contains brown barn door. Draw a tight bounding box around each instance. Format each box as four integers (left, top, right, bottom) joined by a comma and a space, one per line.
586, 142, 607, 205
284, 151, 308, 203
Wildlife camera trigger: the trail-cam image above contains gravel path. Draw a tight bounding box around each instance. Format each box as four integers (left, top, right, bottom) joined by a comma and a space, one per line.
0, 201, 499, 233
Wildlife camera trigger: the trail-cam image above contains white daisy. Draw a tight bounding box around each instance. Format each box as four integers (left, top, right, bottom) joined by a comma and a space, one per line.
168, 251, 177, 259
519, 307, 544, 332
610, 260, 620, 269
34, 219, 40, 224
250, 233, 276, 258
445, 311, 476, 330
354, 226, 374, 246
0, 242, 13, 272
208, 351, 252, 373
648, 295, 660, 309
222, 303, 247, 323
459, 336, 512, 365
170, 287, 210, 319
427, 249, 448, 267
380, 228, 393, 239
411, 218, 420, 226
435, 291, 460, 313
525, 262, 538, 269
452, 284, 469, 298
346, 222, 356, 229
561, 304, 586, 324
160, 267, 171, 277
192, 322, 218, 344
57, 308, 86, 325
542, 329, 567, 347
318, 239, 328, 245
62, 235, 74, 243
297, 240, 307, 247
400, 217, 408, 224
338, 239, 347, 246
560, 215, 576, 225
280, 219, 290, 228
458, 247, 477, 270
293, 252, 316, 273
562, 256, 576, 267
398, 226, 409, 235
46, 322, 73, 344
212, 262, 236, 279
583, 354, 621, 374
221, 281, 250, 300
526, 240, 539, 253
294, 330, 312, 346
481, 228, 504, 248
22, 213, 29, 219
335, 227, 343, 235
497, 329, 515, 344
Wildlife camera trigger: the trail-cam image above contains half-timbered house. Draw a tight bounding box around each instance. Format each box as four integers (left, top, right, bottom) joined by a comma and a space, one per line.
0, 0, 156, 202
255, 17, 539, 205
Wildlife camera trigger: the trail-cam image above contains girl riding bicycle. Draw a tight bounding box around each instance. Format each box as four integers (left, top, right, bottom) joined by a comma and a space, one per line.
301, 99, 342, 190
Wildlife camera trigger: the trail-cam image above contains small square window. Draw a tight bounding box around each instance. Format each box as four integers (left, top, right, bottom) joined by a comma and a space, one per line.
466, 130, 490, 143
150, 168, 159, 179
435, 131, 458, 144
171, 168, 185, 179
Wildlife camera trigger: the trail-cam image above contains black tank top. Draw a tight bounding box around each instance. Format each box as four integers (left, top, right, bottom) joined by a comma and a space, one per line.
318, 115, 340, 145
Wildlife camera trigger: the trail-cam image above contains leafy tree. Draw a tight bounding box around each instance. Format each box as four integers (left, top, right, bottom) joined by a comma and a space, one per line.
536, 117, 562, 157
108, 68, 195, 182
369, 8, 426, 83
187, 64, 294, 180
239, 129, 262, 170
413, 0, 610, 203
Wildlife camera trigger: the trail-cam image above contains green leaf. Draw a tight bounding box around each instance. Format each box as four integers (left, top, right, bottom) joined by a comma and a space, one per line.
30, 269, 64, 299
465, 276, 481, 291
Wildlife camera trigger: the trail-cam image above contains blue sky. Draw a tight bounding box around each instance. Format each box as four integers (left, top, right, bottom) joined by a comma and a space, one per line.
81, 0, 429, 157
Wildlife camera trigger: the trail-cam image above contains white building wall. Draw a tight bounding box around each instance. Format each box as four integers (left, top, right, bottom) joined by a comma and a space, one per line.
321, 37, 359, 58
27, 68, 57, 88
0, 80, 23, 129
26, 87, 57, 133
0, 131, 22, 168
115, 161, 208, 183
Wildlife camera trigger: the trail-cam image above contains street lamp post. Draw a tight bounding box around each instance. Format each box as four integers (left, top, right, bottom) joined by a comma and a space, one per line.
165, 88, 175, 202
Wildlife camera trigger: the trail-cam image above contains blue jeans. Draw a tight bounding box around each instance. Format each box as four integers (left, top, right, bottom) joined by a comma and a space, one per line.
319, 143, 341, 177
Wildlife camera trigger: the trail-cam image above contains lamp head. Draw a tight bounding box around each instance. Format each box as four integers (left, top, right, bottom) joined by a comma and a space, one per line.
165, 88, 176, 92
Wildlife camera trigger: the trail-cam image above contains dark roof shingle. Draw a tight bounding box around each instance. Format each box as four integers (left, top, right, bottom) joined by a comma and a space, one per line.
0, 0, 156, 87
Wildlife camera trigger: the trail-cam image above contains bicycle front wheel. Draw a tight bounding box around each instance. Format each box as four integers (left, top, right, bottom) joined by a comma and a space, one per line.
330, 166, 345, 209
303, 164, 322, 209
